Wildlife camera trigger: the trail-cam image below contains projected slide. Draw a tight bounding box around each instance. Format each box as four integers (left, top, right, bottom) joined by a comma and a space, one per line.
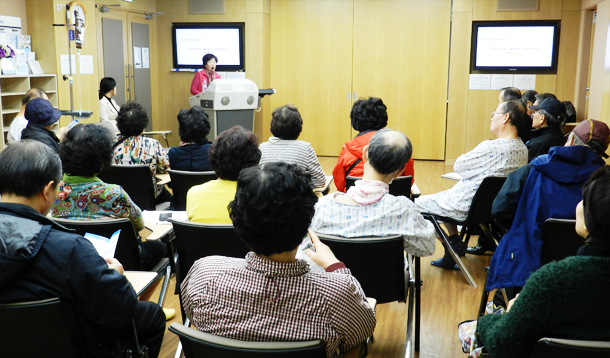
175, 28, 241, 67
476, 26, 555, 67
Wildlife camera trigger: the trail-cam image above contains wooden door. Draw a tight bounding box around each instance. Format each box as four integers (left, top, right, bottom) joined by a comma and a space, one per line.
96, 10, 128, 105
352, 0, 451, 160
127, 13, 153, 131
270, 0, 354, 156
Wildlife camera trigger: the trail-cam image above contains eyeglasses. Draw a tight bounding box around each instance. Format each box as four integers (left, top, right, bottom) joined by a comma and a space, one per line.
491, 112, 506, 118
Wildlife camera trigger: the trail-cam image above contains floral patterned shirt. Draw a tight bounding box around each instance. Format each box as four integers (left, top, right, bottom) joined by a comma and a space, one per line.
113, 135, 170, 198
51, 174, 144, 231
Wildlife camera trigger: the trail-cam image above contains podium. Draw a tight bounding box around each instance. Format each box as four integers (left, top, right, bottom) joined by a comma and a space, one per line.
189, 79, 259, 139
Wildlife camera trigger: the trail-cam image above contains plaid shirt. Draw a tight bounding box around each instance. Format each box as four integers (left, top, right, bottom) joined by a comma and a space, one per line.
181, 253, 376, 357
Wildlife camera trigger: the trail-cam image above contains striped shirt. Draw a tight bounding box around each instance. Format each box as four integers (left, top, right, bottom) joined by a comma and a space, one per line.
181, 253, 376, 357
259, 137, 326, 188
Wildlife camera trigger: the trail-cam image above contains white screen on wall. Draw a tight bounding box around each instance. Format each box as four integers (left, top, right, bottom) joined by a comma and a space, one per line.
175, 28, 241, 67
475, 26, 555, 68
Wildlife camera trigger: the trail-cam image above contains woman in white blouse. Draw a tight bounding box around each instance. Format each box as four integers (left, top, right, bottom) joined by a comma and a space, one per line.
99, 77, 120, 130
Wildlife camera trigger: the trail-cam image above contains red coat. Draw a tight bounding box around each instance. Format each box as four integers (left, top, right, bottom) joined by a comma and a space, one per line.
332, 130, 415, 192
190, 71, 222, 95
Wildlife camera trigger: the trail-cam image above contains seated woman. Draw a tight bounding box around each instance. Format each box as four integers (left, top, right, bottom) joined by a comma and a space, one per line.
259, 104, 326, 188
181, 162, 376, 357
333, 97, 414, 192
167, 106, 212, 172
113, 102, 171, 204
51, 124, 167, 272
459, 166, 610, 358
186, 126, 260, 224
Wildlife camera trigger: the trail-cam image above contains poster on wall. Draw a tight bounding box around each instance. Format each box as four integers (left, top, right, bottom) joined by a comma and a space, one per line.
69, 2, 87, 49
134, 47, 142, 68
142, 47, 149, 69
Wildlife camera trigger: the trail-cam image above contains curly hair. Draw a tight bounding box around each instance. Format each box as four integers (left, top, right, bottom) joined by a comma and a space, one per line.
177, 106, 211, 143
270, 104, 303, 140
228, 162, 318, 256
209, 126, 261, 181
116, 102, 149, 137
59, 124, 114, 177
350, 97, 388, 132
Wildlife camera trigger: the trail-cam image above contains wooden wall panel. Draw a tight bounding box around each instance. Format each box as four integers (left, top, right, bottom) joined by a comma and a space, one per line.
473, 0, 562, 20
269, 0, 354, 156
352, 0, 451, 160
555, 10, 582, 102
587, 0, 609, 120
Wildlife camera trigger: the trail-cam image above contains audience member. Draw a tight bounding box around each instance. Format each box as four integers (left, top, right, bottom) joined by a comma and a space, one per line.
498, 87, 521, 102
259, 104, 326, 188
415, 100, 528, 269
563, 100, 577, 123
182, 162, 376, 357
0, 140, 165, 358
113, 102, 171, 204
7, 88, 47, 143
52, 124, 167, 272
333, 97, 414, 192
520, 90, 538, 116
99, 77, 120, 130
525, 97, 567, 162
535, 92, 557, 103
312, 129, 436, 257
467, 166, 610, 358
21, 97, 67, 151
168, 106, 213, 172
186, 126, 260, 224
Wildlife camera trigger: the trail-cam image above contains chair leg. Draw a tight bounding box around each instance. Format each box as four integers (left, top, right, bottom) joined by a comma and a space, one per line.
414, 256, 421, 352
501, 289, 509, 307
478, 267, 490, 317
478, 223, 499, 250
157, 265, 171, 306
427, 216, 477, 287
173, 317, 190, 358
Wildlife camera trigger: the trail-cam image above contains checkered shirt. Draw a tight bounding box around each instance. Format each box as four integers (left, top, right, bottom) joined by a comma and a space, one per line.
181, 252, 376, 357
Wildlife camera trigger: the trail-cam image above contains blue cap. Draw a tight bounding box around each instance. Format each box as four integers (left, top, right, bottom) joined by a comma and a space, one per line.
24, 98, 62, 127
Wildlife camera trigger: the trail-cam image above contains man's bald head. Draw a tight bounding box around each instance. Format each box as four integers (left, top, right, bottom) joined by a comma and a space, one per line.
367, 129, 413, 175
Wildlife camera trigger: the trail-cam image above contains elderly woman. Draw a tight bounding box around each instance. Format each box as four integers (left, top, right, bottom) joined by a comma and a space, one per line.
113, 101, 171, 204
52, 124, 167, 272
190, 53, 221, 95
333, 97, 414, 192
459, 166, 610, 358
526, 96, 567, 162
168, 106, 212, 172
259, 104, 325, 188
187, 125, 261, 224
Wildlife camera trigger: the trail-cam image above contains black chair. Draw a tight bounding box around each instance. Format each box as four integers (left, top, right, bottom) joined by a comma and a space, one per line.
98, 164, 157, 210
315, 233, 422, 354
0, 297, 148, 358
346, 175, 414, 199
424, 176, 507, 287
167, 169, 217, 211
168, 323, 326, 358
51, 217, 171, 306
530, 337, 610, 358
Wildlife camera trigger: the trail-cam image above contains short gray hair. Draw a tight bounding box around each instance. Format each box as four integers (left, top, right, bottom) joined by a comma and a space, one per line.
368, 128, 413, 175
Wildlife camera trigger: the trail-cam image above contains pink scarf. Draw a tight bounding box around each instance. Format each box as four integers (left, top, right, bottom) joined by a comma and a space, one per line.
346, 180, 389, 205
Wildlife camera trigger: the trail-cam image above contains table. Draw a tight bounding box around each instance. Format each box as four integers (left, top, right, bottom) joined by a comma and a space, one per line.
156, 173, 171, 185
125, 271, 158, 296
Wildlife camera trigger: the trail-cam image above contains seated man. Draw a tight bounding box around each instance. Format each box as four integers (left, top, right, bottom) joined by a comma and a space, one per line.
311, 128, 436, 258
525, 96, 567, 163
21, 97, 68, 151
181, 162, 376, 358
7, 88, 47, 143
0, 140, 165, 358
415, 100, 528, 269
484, 119, 609, 298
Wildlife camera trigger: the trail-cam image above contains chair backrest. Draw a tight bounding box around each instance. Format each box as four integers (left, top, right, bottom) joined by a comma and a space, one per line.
167, 169, 218, 211
0, 298, 84, 358
540, 219, 585, 266
462, 176, 507, 225
346, 176, 413, 198
98, 164, 156, 210
168, 323, 327, 358
52, 217, 143, 270
315, 233, 405, 304
168, 218, 249, 287
530, 337, 610, 358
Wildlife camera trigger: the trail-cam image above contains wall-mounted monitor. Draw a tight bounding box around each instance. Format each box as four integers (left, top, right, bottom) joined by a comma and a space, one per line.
470, 20, 560, 74
172, 22, 245, 71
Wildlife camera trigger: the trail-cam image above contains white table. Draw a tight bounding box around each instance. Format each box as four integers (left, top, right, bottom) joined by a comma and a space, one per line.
125, 271, 158, 296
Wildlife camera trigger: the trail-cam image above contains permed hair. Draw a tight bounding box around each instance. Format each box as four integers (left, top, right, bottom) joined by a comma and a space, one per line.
59, 124, 114, 177
367, 129, 413, 175
228, 162, 318, 256
116, 102, 149, 137
270, 104, 303, 140
350, 97, 388, 132
209, 126, 261, 181
582, 166, 610, 245
177, 106, 211, 143
0, 140, 62, 198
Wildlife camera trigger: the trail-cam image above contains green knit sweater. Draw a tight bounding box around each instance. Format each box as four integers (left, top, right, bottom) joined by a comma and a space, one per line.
477, 254, 610, 358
